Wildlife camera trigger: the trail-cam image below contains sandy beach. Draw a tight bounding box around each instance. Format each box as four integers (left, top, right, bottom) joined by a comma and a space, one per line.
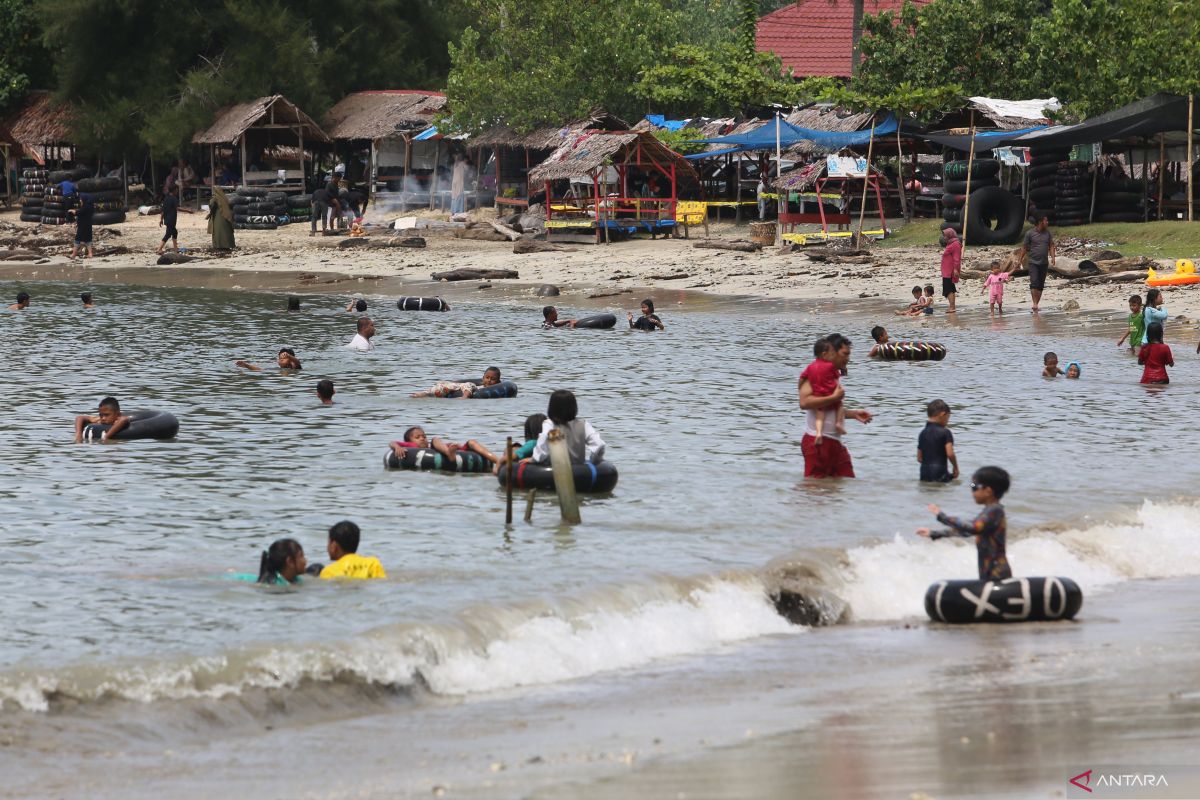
4, 207, 1200, 338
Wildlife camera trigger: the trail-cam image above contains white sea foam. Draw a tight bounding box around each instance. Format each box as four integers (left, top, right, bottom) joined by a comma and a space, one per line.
840, 500, 1200, 621
0, 575, 792, 712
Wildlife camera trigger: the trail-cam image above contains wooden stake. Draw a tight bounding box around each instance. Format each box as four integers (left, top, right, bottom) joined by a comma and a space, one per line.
1159, 133, 1166, 221
961, 111, 977, 259
546, 429, 581, 524
895, 124, 908, 221
524, 489, 536, 522
505, 436, 514, 525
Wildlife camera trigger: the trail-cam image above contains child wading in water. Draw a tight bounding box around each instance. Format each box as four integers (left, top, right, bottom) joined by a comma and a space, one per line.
982, 262, 1012, 314
1138, 322, 1173, 384
798, 339, 845, 444
1143, 289, 1168, 338
916, 466, 1012, 581
1042, 352, 1064, 378
917, 399, 958, 483
895, 286, 924, 316
1117, 294, 1145, 352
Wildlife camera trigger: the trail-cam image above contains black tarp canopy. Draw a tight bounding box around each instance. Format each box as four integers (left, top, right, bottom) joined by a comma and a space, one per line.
918, 126, 1046, 152
1014, 93, 1194, 148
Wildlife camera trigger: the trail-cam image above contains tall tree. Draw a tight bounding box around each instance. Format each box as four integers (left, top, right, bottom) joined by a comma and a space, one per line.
0, 0, 50, 112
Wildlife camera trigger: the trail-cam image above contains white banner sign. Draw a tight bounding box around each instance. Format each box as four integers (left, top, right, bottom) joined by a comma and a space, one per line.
826, 155, 867, 178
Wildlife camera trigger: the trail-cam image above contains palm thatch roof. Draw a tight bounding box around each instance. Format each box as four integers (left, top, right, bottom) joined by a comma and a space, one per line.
0, 91, 74, 150
529, 130, 698, 183
323, 91, 447, 140
468, 109, 628, 149
192, 95, 330, 145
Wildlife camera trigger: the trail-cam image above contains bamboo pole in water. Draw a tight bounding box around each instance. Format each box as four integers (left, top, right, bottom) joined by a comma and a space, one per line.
547, 429, 581, 523
524, 489, 536, 522
961, 111, 978, 260
505, 436, 514, 525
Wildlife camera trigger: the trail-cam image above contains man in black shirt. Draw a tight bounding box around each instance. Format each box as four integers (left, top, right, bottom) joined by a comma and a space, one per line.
917, 399, 958, 482
156, 185, 181, 255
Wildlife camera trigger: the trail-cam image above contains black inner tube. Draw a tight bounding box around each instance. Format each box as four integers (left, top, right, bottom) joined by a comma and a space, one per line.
83, 409, 179, 442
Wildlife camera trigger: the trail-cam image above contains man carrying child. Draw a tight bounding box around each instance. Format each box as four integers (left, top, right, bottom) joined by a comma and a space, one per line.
797, 333, 872, 478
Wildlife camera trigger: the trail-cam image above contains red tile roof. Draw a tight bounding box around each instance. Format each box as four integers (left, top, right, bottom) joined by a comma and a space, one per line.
757, 0, 932, 79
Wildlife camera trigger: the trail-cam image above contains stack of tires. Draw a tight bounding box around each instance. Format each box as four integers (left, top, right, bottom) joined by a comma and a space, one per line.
78, 176, 126, 225
1094, 178, 1146, 223
232, 187, 279, 230
287, 193, 311, 225
1026, 147, 1069, 224
19, 168, 47, 222
40, 168, 89, 226
1054, 161, 1093, 227
941, 158, 1025, 245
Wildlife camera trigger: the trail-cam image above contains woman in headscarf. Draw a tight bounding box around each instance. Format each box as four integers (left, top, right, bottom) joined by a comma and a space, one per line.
940, 226, 961, 314
208, 186, 235, 250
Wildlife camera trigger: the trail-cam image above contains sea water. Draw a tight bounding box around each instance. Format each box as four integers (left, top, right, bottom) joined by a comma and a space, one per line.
0, 279, 1197, 797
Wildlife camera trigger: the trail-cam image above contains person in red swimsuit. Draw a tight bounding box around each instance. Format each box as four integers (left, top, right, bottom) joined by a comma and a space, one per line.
797, 333, 872, 478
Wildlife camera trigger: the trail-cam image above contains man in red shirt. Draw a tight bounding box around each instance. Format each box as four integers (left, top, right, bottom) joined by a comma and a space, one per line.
798, 334, 873, 477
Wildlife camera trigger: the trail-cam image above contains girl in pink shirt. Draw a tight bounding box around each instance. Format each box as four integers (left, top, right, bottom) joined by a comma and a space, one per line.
981, 262, 1012, 314
940, 228, 961, 313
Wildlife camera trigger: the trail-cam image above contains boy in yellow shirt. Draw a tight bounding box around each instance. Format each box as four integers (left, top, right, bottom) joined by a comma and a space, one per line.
319, 521, 386, 580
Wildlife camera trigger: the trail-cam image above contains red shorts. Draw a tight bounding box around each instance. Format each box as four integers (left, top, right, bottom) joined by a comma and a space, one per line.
800, 434, 855, 478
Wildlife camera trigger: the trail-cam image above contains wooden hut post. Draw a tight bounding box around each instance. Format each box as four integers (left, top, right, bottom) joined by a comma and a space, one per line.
402, 133, 412, 213
298, 126, 305, 188
240, 133, 248, 189
1189, 93, 1195, 223
856, 118, 877, 240
1158, 133, 1166, 220
122, 155, 128, 210
895, 126, 909, 221
1142, 138, 1150, 223
1088, 150, 1099, 223
368, 138, 377, 200
961, 112, 978, 258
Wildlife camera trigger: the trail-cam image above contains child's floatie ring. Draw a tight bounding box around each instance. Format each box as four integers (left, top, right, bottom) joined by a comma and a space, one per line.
397, 296, 449, 311
874, 341, 947, 361
926, 577, 1082, 623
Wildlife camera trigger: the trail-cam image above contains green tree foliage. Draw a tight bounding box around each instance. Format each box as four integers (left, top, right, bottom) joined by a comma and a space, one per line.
636, 44, 800, 118
38, 0, 468, 157
648, 125, 710, 154
0, 0, 49, 112
445, 0, 747, 133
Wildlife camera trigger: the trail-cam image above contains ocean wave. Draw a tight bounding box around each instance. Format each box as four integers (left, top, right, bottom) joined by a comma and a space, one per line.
0, 574, 794, 713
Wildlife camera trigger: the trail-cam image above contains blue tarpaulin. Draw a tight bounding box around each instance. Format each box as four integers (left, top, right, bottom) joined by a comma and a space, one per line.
413, 126, 439, 140
688, 115, 899, 156
644, 115, 688, 131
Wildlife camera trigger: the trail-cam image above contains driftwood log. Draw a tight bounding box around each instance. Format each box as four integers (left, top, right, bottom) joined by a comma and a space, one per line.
489, 220, 523, 241
513, 238, 571, 254
431, 268, 519, 282
804, 248, 871, 262
1066, 270, 1147, 285
453, 224, 508, 242
0, 249, 45, 261
156, 252, 196, 265
693, 239, 762, 253
371, 236, 425, 249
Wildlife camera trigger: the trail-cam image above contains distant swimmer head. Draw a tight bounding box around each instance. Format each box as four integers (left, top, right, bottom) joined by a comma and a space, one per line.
277, 348, 301, 369
80, 292, 93, 305
870, 325, 888, 344
1146, 321, 1164, 344
403, 426, 428, 447
354, 299, 367, 312
257, 538, 306, 584
547, 389, 578, 426
524, 413, 548, 441
641, 299, 655, 315
542, 305, 557, 321
483, 366, 501, 386
97, 396, 121, 424
16, 291, 29, 305
316, 379, 335, 403
1065, 361, 1081, 379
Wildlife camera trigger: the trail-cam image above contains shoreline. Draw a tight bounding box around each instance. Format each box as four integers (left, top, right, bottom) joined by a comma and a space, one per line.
4, 209, 1200, 344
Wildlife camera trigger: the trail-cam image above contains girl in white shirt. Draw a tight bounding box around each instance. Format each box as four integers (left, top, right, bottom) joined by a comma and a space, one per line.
530, 390, 606, 465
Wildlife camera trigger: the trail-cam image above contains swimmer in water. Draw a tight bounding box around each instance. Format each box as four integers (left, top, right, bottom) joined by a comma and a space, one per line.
1065, 361, 1081, 379
73, 395, 131, 443
319, 521, 386, 580
916, 466, 1012, 581
257, 538, 308, 585
627, 299, 664, 330
494, 412, 548, 475
1042, 352, 1064, 378
410, 367, 501, 398
346, 298, 367, 313
868, 325, 889, 357
80, 292, 95, 309
316, 379, 335, 405
390, 426, 500, 465
236, 348, 302, 371
542, 306, 578, 329
9, 291, 30, 311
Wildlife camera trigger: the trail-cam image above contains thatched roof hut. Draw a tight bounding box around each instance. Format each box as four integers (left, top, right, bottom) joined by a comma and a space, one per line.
0, 91, 75, 163
191, 95, 328, 190
529, 130, 695, 183
192, 95, 329, 146
323, 91, 447, 141
468, 109, 629, 149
